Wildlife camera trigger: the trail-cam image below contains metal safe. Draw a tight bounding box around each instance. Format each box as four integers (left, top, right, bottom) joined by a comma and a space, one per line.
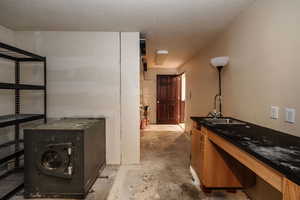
24, 118, 105, 198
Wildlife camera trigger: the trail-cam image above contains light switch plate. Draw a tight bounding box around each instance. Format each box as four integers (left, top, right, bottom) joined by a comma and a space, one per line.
270, 106, 279, 119
285, 108, 296, 123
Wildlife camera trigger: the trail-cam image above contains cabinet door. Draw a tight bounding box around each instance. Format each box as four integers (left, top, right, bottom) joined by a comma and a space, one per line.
191, 128, 205, 180
198, 131, 205, 181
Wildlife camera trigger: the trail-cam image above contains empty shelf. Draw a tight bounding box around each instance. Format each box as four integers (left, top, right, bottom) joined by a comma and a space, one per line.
0, 83, 45, 90
0, 148, 24, 165
0, 42, 45, 61
0, 140, 24, 150
0, 169, 23, 200
0, 114, 45, 128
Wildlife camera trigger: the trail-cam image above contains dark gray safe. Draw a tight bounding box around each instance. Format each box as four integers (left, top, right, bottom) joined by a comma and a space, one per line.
24, 118, 105, 198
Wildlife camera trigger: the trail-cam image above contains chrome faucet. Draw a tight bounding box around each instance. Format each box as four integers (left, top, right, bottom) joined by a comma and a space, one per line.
208, 94, 222, 118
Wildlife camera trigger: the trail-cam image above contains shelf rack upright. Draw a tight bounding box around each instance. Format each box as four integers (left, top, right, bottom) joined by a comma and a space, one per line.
0, 42, 47, 200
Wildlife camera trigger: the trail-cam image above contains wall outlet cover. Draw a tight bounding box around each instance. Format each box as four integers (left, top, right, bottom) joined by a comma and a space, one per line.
271, 106, 279, 119
285, 108, 296, 124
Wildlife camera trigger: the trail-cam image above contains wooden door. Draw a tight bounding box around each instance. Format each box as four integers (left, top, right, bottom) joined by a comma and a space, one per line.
157, 75, 180, 124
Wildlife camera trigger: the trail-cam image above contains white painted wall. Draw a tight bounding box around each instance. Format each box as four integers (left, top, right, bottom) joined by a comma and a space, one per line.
120, 32, 140, 164
0, 25, 15, 44
15, 31, 122, 164
0, 28, 140, 165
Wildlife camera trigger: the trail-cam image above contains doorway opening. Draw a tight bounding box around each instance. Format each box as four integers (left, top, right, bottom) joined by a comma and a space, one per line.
156, 73, 185, 126
179, 73, 186, 129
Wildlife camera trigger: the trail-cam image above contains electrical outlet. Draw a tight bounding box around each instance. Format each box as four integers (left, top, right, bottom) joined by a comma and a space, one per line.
270, 106, 279, 119
285, 108, 296, 124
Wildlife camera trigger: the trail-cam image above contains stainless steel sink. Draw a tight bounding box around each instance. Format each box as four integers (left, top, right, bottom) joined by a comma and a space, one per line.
203, 118, 247, 125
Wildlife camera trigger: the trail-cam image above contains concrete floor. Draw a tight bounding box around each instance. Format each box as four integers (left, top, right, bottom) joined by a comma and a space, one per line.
107, 125, 249, 200
11, 165, 119, 200
11, 124, 250, 200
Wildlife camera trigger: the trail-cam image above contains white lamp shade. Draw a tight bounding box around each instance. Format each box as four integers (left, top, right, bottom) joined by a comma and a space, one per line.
210, 56, 229, 67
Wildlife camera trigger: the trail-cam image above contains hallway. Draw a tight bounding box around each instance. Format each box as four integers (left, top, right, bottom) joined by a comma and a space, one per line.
108, 125, 249, 200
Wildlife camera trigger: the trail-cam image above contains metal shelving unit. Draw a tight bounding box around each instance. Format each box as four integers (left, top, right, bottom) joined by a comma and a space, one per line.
0, 42, 47, 200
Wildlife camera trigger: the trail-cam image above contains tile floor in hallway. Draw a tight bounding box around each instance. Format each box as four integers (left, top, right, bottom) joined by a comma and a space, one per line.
107, 124, 250, 200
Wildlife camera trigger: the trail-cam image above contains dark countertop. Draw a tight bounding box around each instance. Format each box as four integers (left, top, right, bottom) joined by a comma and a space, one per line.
191, 116, 300, 186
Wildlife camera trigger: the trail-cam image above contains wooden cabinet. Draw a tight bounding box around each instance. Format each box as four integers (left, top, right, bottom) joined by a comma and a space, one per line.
191, 121, 300, 199
191, 122, 256, 189
283, 178, 300, 200
191, 127, 205, 181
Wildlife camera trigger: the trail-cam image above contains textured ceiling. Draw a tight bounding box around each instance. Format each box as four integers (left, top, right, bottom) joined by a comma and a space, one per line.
0, 0, 255, 68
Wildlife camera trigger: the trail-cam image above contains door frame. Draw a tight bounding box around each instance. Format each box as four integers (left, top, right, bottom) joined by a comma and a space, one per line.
179, 72, 185, 123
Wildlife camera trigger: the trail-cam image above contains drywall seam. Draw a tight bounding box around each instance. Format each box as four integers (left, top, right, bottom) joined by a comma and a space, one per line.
119, 32, 123, 164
